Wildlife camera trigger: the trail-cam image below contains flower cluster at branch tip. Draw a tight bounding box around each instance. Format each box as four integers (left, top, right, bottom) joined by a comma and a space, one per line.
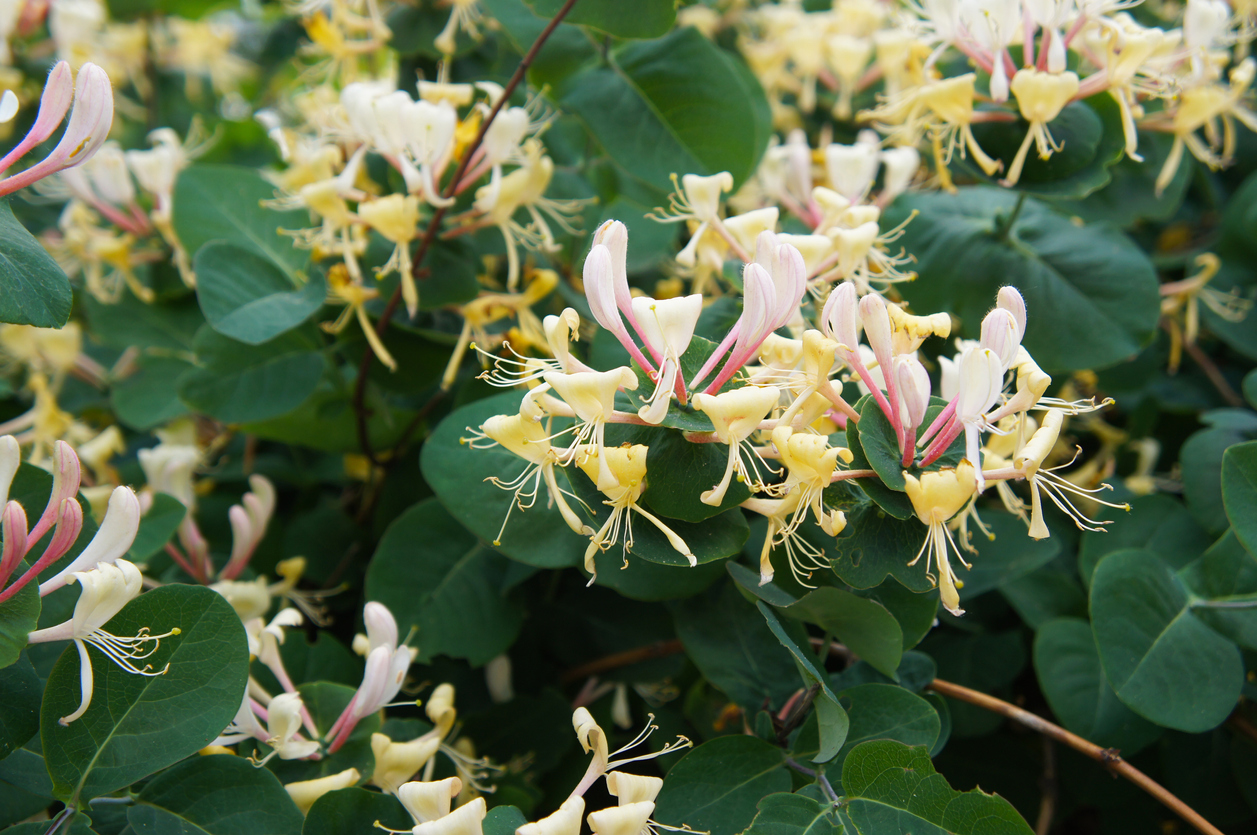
724, 0, 1257, 192
469, 184, 1129, 613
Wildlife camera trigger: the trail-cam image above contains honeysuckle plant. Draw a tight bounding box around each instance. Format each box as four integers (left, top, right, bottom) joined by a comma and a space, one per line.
1, 1, 1256, 834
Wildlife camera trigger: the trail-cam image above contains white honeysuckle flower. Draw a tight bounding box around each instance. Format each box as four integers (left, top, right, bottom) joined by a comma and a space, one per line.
27, 560, 177, 725
903, 461, 978, 616
397, 777, 462, 824
824, 134, 881, 202
586, 801, 655, 835
411, 796, 487, 835
257, 691, 320, 764
39, 486, 141, 596
692, 385, 781, 505
517, 797, 585, 835
605, 772, 663, 805
955, 346, 1006, 493
630, 293, 703, 425
371, 735, 442, 795
211, 576, 272, 622
285, 768, 361, 816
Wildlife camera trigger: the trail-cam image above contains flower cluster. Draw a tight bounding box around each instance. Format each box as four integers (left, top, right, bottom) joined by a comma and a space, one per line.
727, 0, 1257, 190
469, 199, 1128, 615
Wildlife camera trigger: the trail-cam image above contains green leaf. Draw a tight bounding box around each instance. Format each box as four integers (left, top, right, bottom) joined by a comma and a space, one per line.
820, 684, 940, 776
783, 587, 903, 679
639, 427, 751, 522
484, 806, 529, 835
673, 582, 803, 711
365, 499, 524, 666
559, 27, 771, 193
112, 355, 195, 430
965, 95, 1125, 200
827, 504, 931, 592
1078, 494, 1209, 588
0, 196, 72, 327
172, 165, 311, 270
1179, 530, 1257, 650
885, 186, 1160, 372
1090, 548, 1243, 732
83, 293, 205, 352
302, 788, 410, 835
1053, 130, 1193, 227
422, 390, 586, 569
744, 793, 841, 835
241, 386, 418, 455
655, 735, 791, 835
840, 740, 1034, 835
195, 241, 326, 346
856, 578, 937, 651
127, 494, 187, 563
481, 0, 597, 89
1032, 618, 1161, 755
127, 754, 303, 835
1245, 369, 1257, 410
1181, 411, 1257, 535
0, 562, 39, 669
525, 0, 675, 38
759, 601, 849, 764
0, 653, 41, 758
998, 568, 1086, 630
1222, 441, 1257, 557
178, 327, 325, 424
41, 585, 249, 803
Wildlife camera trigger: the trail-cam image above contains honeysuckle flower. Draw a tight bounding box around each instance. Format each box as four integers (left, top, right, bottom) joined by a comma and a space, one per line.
542, 367, 639, 490
327, 602, 416, 751
39, 485, 141, 596
651, 172, 735, 266
27, 560, 178, 725
285, 768, 360, 816
435, 0, 485, 54
825, 135, 881, 202
213, 690, 270, 748
583, 223, 657, 375
1002, 69, 1081, 187
518, 797, 585, 835
358, 193, 422, 314
255, 691, 321, 765
587, 802, 655, 835
246, 608, 305, 697
371, 734, 442, 795
692, 385, 781, 505
463, 409, 592, 543
398, 777, 462, 824
0, 61, 114, 198
576, 444, 695, 579
903, 460, 977, 616
137, 424, 201, 509
568, 708, 690, 799
469, 139, 585, 291
631, 293, 703, 424
219, 475, 277, 581
879, 145, 921, 203
1160, 252, 1253, 372
918, 74, 1002, 178
1007, 409, 1129, 538
410, 796, 487, 835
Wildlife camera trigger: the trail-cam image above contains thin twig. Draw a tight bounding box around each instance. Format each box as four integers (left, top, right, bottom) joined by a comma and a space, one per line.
785, 757, 840, 804
1183, 337, 1245, 407
928, 678, 1225, 835
559, 639, 683, 685
351, 0, 583, 463
1035, 737, 1057, 835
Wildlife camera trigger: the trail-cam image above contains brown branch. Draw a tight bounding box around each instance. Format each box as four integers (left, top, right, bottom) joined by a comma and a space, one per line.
1184, 338, 1245, 407
928, 678, 1225, 835
1035, 737, 1057, 835
351, 0, 583, 463
559, 639, 684, 685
